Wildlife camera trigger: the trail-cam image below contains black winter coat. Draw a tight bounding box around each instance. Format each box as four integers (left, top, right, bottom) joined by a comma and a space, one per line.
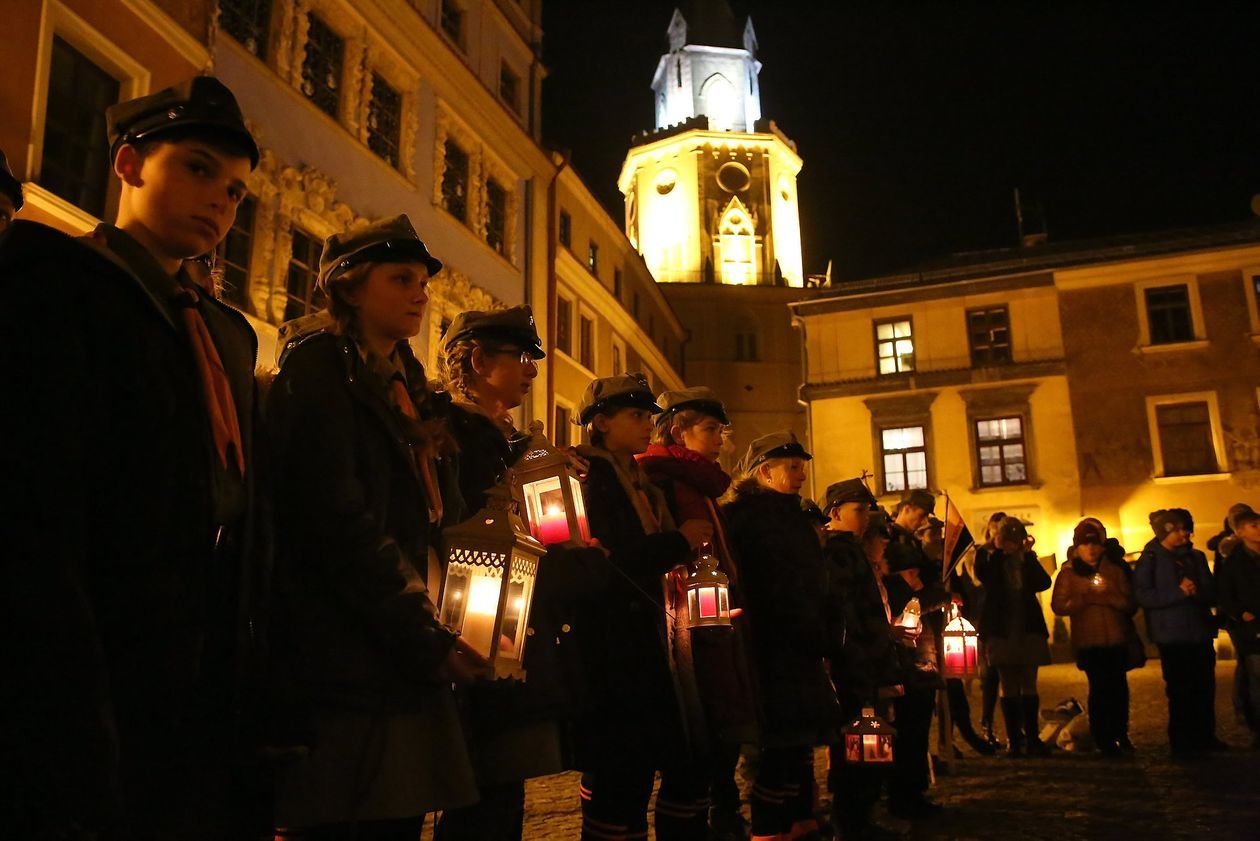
724, 481, 838, 746
1215, 543, 1260, 656
266, 331, 457, 714
0, 221, 265, 837
976, 549, 1051, 640
573, 450, 691, 765
824, 531, 901, 699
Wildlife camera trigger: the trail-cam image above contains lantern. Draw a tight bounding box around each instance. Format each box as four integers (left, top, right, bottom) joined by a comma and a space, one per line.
942, 605, 980, 679
895, 596, 922, 632
513, 422, 591, 547
685, 544, 731, 629
842, 707, 896, 764
438, 481, 546, 678
1090, 572, 1104, 587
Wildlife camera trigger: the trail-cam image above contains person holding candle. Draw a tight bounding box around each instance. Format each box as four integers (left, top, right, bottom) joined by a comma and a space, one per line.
571, 373, 714, 841
724, 433, 838, 841
1051, 520, 1136, 757
266, 216, 482, 840
434, 307, 610, 841
637, 388, 757, 841
976, 516, 1052, 758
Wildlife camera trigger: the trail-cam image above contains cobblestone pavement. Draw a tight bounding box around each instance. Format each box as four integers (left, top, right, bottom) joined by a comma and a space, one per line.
479, 662, 1258, 841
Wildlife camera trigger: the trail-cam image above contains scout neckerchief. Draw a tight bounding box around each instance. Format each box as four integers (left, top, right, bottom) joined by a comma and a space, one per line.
364, 345, 444, 526
175, 286, 245, 476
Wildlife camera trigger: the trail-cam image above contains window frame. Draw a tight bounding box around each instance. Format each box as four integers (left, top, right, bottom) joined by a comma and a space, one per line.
1134, 275, 1207, 351
215, 194, 258, 312
499, 60, 520, 113
1145, 391, 1228, 480
485, 177, 507, 255
879, 424, 929, 495
366, 71, 403, 168
873, 316, 915, 376
283, 227, 326, 323
218, 0, 273, 59
439, 0, 465, 48
558, 209, 572, 248
966, 305, 1012, 366
555, 294, 573, 356
440, 137, 470, 222
1242, 265, 1260, 341
973, 415, 1028, 488
578, 310, 596, 372
300, 10, 345, 119
553, 400, 573, 448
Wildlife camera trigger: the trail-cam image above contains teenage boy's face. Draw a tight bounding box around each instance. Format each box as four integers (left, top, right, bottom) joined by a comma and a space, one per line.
116, 139, 250, 259
0, 194, 15, 231
678, 416, 724, 461
598, 406, 654, 455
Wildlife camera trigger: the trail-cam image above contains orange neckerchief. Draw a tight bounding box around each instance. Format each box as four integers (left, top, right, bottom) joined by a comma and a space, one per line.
389, 377, 443, 524
176, 288, 244, 476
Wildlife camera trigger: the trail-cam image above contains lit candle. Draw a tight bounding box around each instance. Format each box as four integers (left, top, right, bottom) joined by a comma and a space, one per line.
461, 575, 501, 658
1091, 573, 1103, 587
535, 504, 571, 545
698, 587, 718, 618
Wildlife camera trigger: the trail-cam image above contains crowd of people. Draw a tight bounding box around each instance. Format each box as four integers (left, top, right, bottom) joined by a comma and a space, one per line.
2, 75, 1259, 841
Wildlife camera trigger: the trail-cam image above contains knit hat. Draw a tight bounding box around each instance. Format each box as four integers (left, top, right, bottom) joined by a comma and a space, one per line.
1072, 520, 1104, 546
1227, 503, 1260, 532
1149, 509, 1190, 537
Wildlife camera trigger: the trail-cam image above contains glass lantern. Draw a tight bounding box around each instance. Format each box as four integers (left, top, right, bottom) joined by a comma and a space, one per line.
842, 707, 896, 764
685, 544, 731, 629
438, 483, 546, 678
942, 605, 980, 679
513, 422, 590, 547
895, 596, 922, 632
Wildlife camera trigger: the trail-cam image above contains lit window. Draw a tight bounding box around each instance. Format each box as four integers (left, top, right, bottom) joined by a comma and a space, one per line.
367, 73, 401, 167
975, 416, 1026, 487
40, 37, 119, 219
588, 241, 599, 276
215, 196, 256, 311
485, 179, 507, 255
441, 139, 469, 221
875, 319, 914, 375
881, 426, 928, 494
300, 13, 343, 117
967, 306, 1012, 366
1155, 402, 1217, 476
219, 0, 272, 58
1145, 285, 1194, 344
284, 228, 325, 321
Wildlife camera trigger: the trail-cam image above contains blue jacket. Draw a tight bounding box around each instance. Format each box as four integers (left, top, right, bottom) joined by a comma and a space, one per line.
1133, 538, 1217, 645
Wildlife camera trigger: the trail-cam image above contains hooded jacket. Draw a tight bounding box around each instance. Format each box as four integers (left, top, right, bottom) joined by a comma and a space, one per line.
1133, 538, 1217, 645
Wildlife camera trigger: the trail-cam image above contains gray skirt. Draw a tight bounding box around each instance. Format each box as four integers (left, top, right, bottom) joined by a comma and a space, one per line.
273, 689, 479, 828
985, 632, 1051, 667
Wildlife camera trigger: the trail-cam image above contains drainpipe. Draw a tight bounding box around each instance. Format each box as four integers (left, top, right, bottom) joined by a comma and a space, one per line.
545, 151, 569, 437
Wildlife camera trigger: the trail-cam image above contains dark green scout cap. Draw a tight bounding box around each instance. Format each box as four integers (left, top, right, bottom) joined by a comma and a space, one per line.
825, 477, 877, 513
443, 305, 545, 359
106, 75, 259, 169
0, 150, 23, 211
578, 372, 662, 425
655, 386, 729, 425
740, 430, 812, 474
901, 488, 937, 515
318, 214, 443, 289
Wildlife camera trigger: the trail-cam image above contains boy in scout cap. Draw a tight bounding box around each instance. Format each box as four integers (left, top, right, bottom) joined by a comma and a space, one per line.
569, 373, 715, 841
723, 433, 836, 840
0, 149, 23, 231
0, 76, 265, 839
638, 386, 754, 839
267, 214, 485, 836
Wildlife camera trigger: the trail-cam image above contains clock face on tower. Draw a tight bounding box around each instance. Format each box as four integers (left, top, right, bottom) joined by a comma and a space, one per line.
717, 162, 750, 193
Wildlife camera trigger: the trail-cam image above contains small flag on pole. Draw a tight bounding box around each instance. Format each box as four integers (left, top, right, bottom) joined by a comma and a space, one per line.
942, 493, 975, 578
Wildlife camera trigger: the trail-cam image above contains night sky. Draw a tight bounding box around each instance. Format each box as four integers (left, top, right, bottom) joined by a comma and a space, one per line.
540, 1, 1260, 281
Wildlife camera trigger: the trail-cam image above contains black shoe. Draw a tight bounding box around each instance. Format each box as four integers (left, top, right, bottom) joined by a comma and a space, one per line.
1000, 697, 1024, 758
1098, 742, 1124, 759
981, 721, 1002, 749
887, 797, 944, 820
1118, 736, 1135, 753
959, 727, 997, 756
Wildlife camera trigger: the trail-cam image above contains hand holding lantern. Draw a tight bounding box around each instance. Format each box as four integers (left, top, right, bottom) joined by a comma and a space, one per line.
685, 543, 731, 629
942, 604, 980, 679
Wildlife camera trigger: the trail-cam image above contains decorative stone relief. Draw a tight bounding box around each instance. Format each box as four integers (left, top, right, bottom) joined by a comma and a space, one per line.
423, 269, 504, 371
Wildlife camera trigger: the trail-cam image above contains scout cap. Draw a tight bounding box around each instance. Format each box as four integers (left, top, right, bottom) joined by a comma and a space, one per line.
901, 489, 937, 515
1227, 503, 1260, 532
824, 477, 877, 513
739, 430, 811, 474
655, 386, 730, 425
318, 214, 442, 289
578, 372, 661, 425
1073, 520, 1104, 546
106, 75, 259, 169
0, 150, 23, 211
800, 497, 828, 526
443, 306, 545, 359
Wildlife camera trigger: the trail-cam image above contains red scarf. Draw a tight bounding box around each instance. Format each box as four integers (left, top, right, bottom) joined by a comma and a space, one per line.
176, 288, 245, 475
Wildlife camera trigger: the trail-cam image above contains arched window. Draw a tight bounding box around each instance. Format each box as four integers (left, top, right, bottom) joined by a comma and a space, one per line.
699, 73, 737, 131
716, 197, 756, 286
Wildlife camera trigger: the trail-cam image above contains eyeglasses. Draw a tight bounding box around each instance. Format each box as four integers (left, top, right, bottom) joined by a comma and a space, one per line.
487, 345, 538, 367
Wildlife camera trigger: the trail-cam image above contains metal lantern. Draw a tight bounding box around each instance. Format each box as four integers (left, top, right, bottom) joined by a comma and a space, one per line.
685, 544, 731, 629
842, 707, 896, 764
895, 596, 922, 632
513, 422, 591, 547
942, 605, 980, 679
438, 482, 546, 678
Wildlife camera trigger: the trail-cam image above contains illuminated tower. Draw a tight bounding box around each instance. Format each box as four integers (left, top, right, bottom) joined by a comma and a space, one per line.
620, 0, 804, 287
620, 1, 810, 465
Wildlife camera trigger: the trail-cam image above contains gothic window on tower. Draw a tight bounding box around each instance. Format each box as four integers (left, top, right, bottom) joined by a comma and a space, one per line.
716, 198, 756, 285
441, 139, 469, 222
875, 318, 915, 375
699, 73, 737, 131
300, 12, 343, 118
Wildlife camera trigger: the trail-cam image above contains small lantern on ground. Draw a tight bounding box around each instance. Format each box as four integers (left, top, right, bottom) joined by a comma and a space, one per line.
842, 707, 896, 764
942, 605, 980, 679
439, 481, 545, 678
685, 544, 731, 629
512, 422, 590, 547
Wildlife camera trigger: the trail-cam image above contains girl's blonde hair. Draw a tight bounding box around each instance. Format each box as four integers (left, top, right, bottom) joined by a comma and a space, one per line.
325, 262, 375, 337
650, 408, 708, 447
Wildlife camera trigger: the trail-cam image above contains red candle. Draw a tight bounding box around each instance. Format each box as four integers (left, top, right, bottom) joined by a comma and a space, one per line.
698, 587, 718, 618
535, 505, 571, 544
